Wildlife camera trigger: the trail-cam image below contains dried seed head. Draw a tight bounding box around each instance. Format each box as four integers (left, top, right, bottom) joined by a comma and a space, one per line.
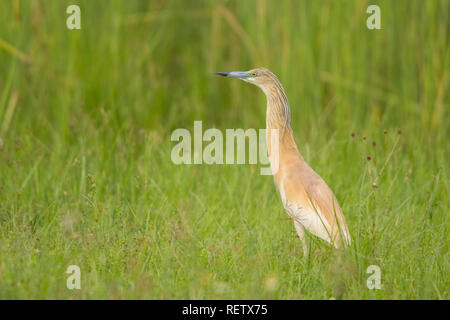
383, 130, 387, 134
367, 155, 371, 161
397, 129, 402, 135
372, 182, 378, 188
363, 136, 367, 140
372, 141, 376, 147
351, 132, 355, 138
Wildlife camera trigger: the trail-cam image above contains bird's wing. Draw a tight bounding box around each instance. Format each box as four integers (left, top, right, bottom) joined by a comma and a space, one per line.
280, 163, 351, 247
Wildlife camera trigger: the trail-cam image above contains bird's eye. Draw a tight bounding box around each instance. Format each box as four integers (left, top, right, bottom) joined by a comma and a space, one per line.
251, 72, 257, 77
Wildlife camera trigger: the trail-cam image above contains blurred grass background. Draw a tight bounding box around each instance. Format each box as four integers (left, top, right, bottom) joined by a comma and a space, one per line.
0, 0, 448, 299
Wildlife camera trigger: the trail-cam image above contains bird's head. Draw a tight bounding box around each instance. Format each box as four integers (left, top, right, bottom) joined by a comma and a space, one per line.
216, 68, 280, 94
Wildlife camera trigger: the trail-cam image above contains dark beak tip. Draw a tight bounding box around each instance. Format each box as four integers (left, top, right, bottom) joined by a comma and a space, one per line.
215, 72, 228, 77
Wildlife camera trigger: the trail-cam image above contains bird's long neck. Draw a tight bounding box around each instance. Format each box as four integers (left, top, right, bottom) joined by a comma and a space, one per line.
264, 82, 299, 157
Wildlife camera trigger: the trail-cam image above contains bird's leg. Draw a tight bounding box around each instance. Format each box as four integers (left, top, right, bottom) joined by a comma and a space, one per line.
294, 221, 308, 257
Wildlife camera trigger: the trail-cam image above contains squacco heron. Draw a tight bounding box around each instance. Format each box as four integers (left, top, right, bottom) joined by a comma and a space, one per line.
216, 68, 351, 254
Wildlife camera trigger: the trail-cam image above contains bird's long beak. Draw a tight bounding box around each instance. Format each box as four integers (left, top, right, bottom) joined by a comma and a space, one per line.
215, 71, 250, 79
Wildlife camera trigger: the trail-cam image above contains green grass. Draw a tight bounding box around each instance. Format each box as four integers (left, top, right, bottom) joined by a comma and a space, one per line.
0, 0, 448, 299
